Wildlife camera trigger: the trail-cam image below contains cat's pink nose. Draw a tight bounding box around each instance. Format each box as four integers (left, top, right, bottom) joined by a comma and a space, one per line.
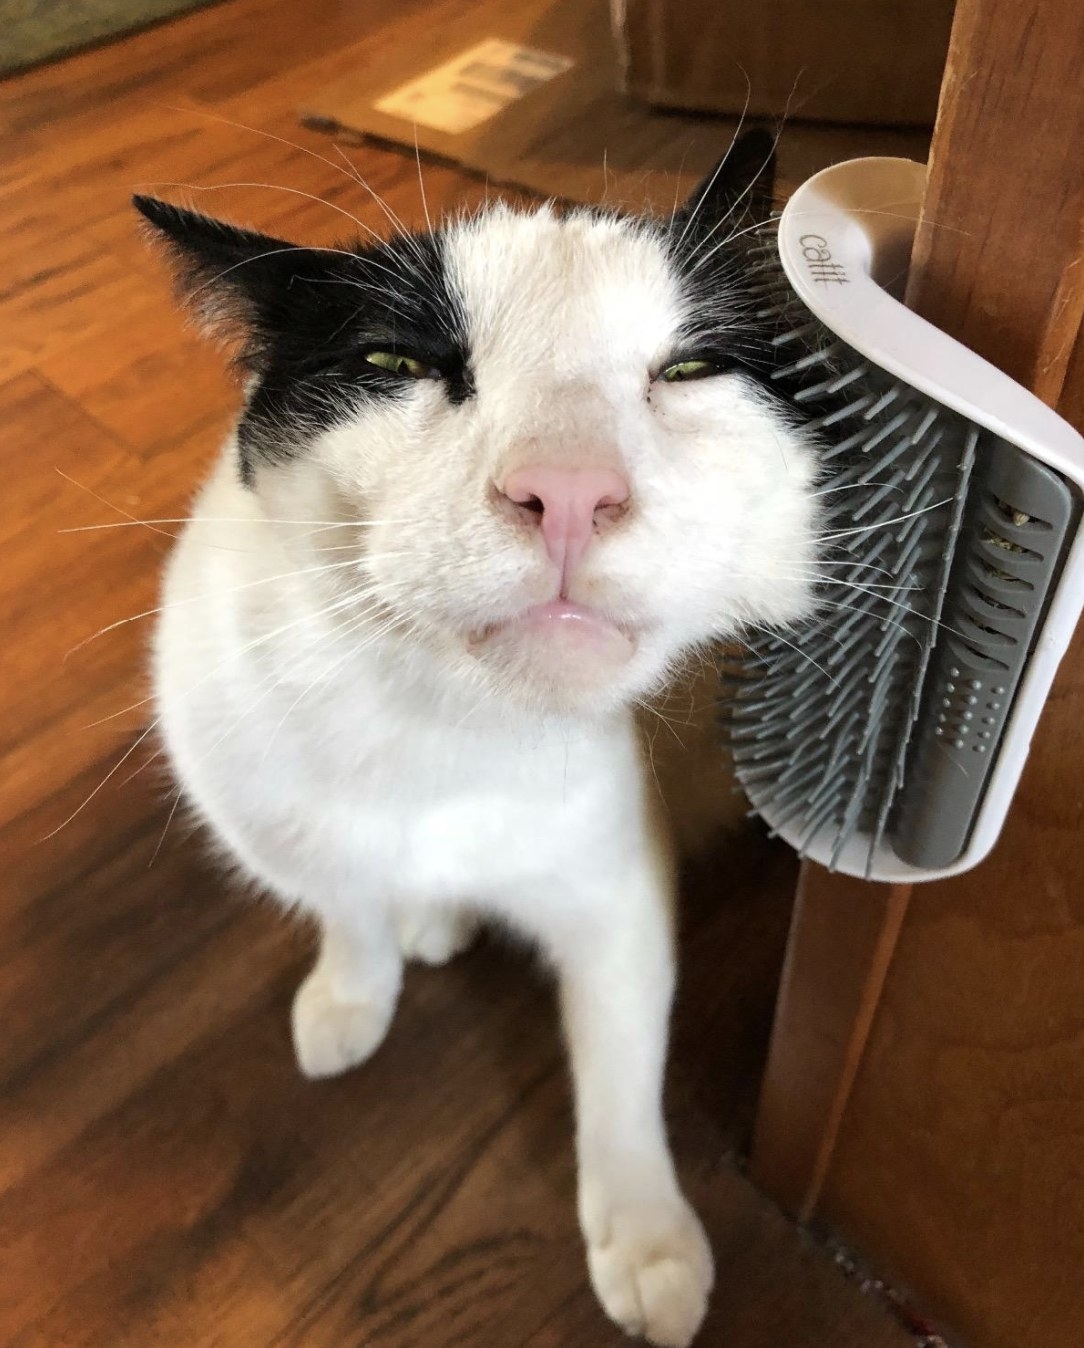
501, 464, 630, 579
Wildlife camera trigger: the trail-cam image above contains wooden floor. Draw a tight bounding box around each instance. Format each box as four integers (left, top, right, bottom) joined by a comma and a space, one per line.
0, 3, 915, 1344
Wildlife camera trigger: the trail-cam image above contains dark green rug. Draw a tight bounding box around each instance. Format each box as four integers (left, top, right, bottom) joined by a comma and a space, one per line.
1, 0, 218, 74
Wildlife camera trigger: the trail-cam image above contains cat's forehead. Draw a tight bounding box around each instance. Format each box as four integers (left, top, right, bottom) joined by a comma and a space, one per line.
442, 205, 682, 362
447, 204, 665, 280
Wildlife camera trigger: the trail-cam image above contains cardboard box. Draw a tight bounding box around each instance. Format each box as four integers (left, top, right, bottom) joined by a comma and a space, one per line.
301, 0, 929, 212
614, 0, 955, 128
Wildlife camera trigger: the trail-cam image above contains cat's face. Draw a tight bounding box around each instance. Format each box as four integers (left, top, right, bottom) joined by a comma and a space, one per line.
137, 134, 820, 716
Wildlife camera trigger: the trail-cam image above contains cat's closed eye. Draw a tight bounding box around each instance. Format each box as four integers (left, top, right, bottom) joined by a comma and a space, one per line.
364, 350, 442, 380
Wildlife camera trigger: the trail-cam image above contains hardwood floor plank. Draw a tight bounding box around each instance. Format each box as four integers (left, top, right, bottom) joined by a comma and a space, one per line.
0, 240, 151, 384
0, 783, 229, 1093
37, 303, 233, 452
0, 0, 417, 137
0, 903, 287, 1192
0, 378, 221, 832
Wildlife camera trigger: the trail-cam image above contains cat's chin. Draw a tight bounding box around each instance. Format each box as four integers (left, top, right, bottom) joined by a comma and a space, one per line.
468, 600, 642, 710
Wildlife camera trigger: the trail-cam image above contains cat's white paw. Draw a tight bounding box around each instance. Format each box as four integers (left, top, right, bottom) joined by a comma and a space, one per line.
584, 1193, 713, 1348
291, 970, 394, 1079
395, 907, 478, 966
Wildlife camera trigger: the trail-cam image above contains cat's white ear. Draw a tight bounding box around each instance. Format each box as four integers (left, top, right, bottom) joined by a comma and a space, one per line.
677, 128, 776, 232
132, 196, 320, 366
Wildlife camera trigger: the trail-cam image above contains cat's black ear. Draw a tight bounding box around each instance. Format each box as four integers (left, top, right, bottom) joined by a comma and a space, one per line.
133, 195, 325, 366
677, 128, 777, 233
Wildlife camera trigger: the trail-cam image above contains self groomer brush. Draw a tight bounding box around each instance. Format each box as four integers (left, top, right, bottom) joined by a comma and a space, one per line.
726, 156, 1084, 881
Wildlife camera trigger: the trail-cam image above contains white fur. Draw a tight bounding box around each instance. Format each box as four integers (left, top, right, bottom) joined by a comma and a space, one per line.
154, 206, 818, 1346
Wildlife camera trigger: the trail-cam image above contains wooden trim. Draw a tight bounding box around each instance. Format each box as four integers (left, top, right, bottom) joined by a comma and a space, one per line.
750, 866, 910, 1220
752, 0, 1084, 1226
754, 2, 1084, 1342
905, 0, 1084, 398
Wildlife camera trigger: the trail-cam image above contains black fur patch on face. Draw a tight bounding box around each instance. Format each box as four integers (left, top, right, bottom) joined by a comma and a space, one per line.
238, 230, 475, 483
133, 196, 472, 483
663, 130, 818, 427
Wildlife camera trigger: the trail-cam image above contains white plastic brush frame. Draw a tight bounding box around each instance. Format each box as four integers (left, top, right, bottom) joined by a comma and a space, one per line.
762, 156, 1084, 882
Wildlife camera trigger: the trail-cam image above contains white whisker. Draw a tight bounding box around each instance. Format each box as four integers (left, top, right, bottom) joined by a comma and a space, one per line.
148, 788, 184, 868
139, 178, 379, 242
816, 497, 953, 541
64, 556, 380, 657
411, 123, 434, 235
59, 516, 419, 533
41, 720, 161, 840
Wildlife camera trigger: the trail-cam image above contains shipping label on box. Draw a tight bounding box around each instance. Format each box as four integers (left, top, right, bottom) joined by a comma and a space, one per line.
374, 38, 573, 136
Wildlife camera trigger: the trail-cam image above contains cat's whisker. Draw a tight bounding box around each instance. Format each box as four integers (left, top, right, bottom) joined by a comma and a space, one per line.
141, 178, 383, 243
750, 627, 841, 688
54, 468, 184, 540
112, 578, 388, 741
86, 693, 157, 729
774, 558, 898, 575
740, 572, 924, 597
809, 578, 923, 595
59, 516, 416, 532
115, 741, 169, 795
712, 558, 909, 586
731, 556, 920, 585
185, 597, 401, 772
81, 581, 387, 728
63, 555, 386, 658
148, 787, 185, 868
815, 496, 953, 541
637, 696, 699, 731
183, 242, 392, 306
40, 719, 163, 840
330, 143, 424, 253
671, 87, 754, 250
811, 581, 971, 641
735, 559, 967, 642
259, 608, 416, 761
149, 104, 433, 254
809, 481, 904, 499
154, 102, 385, 199
411, 123, 434, 236
689, 200, 971, 280
688, 210, 778, 272
780, 201, 970, 235
802, 596, 926, 652
642, 717, 664, 791
679, 119, 783, 265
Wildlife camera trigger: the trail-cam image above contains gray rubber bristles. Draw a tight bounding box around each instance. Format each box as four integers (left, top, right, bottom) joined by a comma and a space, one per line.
723, 229, 1071, 876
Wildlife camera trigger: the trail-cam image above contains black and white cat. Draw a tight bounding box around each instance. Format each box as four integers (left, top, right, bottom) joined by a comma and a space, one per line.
135, 130, 819, 1347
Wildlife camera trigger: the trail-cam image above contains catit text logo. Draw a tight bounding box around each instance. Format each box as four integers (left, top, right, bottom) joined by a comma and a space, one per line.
799, 234, 849, 285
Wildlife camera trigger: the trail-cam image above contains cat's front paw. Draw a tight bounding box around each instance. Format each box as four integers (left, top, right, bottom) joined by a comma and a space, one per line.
583, 1191, 713, 1348
291, 970, 394, 1079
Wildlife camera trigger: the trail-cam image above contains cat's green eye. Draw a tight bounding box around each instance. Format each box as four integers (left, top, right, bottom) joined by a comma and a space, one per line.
364, 351, 440, 380
658, 358, 720, 383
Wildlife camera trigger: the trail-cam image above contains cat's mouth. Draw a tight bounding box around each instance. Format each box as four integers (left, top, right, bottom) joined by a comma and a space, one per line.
469, 599, 636, 665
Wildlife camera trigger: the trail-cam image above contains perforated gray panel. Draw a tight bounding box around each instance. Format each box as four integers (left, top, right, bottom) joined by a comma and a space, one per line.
890, 444, 1075, 868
